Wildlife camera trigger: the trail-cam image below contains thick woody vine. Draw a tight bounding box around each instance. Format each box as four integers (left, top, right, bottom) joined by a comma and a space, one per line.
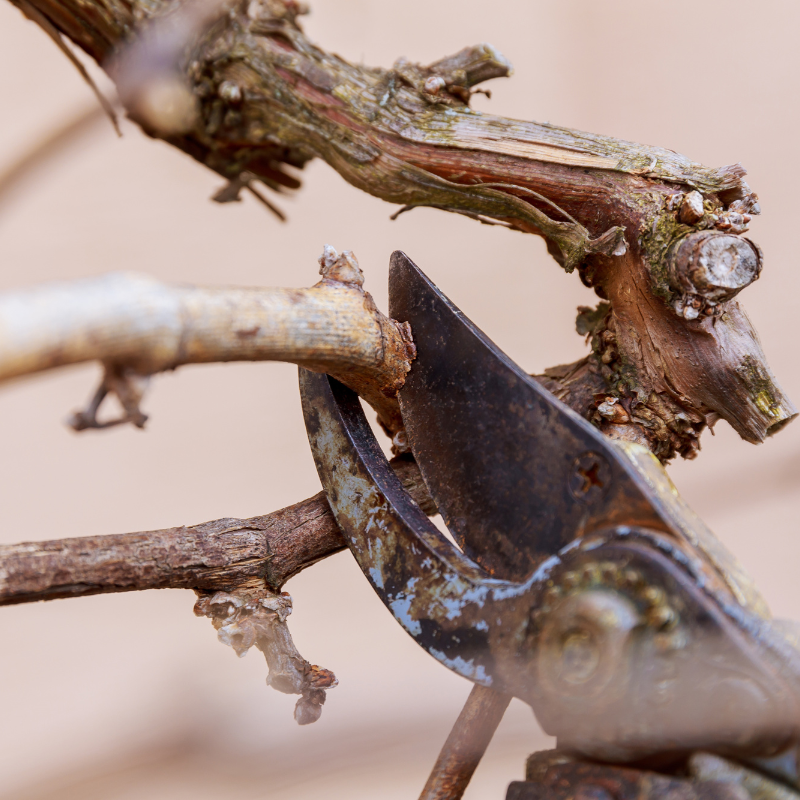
10, 0, 792, 461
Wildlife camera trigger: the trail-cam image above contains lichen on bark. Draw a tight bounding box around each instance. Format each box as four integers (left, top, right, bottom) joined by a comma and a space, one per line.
8, 0, 797, 462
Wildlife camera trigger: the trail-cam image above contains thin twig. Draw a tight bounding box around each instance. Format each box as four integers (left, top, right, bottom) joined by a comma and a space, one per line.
16, 0, 120, 135
247, 183, 287, 221
0, 104, 109, 208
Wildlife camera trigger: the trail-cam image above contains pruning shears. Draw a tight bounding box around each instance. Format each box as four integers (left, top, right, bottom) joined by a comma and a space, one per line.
300, 252, 800, 779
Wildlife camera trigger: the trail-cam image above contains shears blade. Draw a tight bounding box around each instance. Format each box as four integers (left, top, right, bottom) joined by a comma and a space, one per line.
390, 251, 672, 582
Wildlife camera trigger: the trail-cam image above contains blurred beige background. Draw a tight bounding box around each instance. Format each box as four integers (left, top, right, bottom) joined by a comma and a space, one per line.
0, 2, 799, 798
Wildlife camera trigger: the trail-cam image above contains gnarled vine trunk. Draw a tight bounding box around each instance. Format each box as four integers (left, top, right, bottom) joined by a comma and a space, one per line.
9, 0, 794, 465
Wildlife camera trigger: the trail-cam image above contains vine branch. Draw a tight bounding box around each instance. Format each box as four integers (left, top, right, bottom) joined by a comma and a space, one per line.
1, 5, 797, 785
6, 0, 794, 461
0, 246, 414, 433
0, 458, 435, 606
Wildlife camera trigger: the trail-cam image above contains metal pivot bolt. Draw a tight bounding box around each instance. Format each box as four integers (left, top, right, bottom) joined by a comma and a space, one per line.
537, 589, 640, 705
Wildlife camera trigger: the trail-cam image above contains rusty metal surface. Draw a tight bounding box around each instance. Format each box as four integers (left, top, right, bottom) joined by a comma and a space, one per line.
299, 251, 800, 767
387, 251, 765, 614
507, 750, 800, 800
300, 368, 800, 761
389, 251, 667, 582
300, 368, 533, 689
507, 751, 763, 800
690, 752, 800, 800
524, 531, 800, 762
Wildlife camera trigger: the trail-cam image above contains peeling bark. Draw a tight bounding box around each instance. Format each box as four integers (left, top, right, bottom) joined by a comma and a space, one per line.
193, 587, 338, 725
7, 0, 795, 461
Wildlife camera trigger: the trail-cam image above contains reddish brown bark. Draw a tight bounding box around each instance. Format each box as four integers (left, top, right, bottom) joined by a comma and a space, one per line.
8, 0, 793, 462
0, 458, 435, 606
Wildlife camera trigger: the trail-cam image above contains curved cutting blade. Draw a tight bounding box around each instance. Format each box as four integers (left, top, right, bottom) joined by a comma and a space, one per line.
299, 368, 537, 693
390, 251, 771, 612
389, 251, 679, 582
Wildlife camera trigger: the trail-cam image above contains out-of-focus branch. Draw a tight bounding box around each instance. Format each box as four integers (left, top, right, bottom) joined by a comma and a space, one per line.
0, 246, 415, 432
0, 104, 111, 209
419, 685, 511, 800
0, 458, 434, 606
14, 0, 120, 133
